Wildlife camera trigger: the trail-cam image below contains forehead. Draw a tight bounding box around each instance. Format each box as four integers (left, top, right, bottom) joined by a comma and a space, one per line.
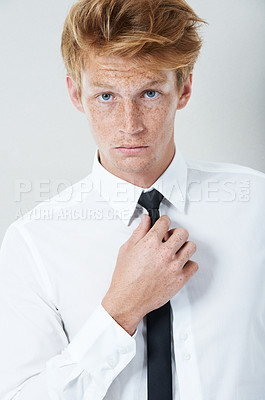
81, 53, 176, 89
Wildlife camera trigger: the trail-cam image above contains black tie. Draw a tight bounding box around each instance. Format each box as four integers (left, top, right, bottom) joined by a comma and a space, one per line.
138, 189, 173, 400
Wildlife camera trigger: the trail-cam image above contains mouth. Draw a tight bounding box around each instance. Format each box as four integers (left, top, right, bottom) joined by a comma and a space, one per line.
114, 145, 149, 154
115, 145, 148, 149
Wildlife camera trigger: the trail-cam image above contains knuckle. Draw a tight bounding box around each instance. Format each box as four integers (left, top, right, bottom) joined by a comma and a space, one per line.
177, 241, 196, 263
187, 261, 199, 275
160, 215, 171, 227
161, 214, 171, 223
177, 228, 189, 241
193, 261, 199, 270
183, 249, 191, 259
187, 241, 197, 253
180, 242, 193, 258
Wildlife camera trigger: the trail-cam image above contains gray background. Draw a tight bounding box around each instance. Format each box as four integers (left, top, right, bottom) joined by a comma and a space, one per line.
0, 0, 264, 244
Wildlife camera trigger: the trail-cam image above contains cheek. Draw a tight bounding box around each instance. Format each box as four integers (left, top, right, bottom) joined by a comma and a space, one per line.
146, 102, 174, 134
84, 102, 112, 138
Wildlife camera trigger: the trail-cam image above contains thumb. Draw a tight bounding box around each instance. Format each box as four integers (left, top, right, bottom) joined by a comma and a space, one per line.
128, 213, 151, 246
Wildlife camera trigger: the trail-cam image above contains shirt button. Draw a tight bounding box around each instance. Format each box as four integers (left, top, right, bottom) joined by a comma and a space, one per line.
180, 332, 188, 341
183, 352, 191, 360
107, 357, 118, 368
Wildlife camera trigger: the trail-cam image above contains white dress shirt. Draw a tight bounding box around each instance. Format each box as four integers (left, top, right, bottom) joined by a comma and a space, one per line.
0, 145, 265, 400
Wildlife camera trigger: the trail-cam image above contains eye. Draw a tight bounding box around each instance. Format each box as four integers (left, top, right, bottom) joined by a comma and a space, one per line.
144, 90, 159, 99
98, 93, 113, 102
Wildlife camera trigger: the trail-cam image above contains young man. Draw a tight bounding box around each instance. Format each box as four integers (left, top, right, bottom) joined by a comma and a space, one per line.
0, 0, 264, 399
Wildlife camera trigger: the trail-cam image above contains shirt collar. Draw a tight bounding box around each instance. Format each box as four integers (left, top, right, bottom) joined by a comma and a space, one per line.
91, 144, 187, 225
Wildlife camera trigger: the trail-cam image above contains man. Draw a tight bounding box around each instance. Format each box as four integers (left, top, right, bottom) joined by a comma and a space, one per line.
0, 0, 264, 399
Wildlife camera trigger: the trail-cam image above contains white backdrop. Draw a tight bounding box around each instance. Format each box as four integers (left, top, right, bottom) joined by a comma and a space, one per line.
0, 0, 264, 243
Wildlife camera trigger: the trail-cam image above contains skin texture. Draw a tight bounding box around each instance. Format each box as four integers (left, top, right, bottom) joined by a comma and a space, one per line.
102, 215, 198, 335
67, 54, 198, 335
66, 53, 192, 188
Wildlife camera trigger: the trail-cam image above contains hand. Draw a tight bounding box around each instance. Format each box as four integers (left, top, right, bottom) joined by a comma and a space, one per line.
101, 214, 198, 335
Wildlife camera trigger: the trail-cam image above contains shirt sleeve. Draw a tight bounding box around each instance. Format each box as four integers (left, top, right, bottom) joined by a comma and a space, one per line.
0, 223, 137, 400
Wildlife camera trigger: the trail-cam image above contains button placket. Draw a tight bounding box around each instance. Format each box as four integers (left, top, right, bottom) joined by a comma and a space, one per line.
171, 287, 203, 399
179, 332, 188, 341
183, 352, 191, 361
107, 357, 117, 369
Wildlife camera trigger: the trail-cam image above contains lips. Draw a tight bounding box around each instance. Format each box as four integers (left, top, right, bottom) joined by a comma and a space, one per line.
114, 146, 149, 155
115, 145, 148, 149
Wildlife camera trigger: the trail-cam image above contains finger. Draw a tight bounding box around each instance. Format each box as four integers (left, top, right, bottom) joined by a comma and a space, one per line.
171, 260, 198, 295
147, 215, 171, 242
163, 228, 189, 254
128, 213, 151, 246
163, 228, 175, 242
181, 260, 199, 280
175, 241, 197, 266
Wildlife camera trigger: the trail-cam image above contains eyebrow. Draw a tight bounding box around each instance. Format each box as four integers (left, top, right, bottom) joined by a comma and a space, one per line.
90, 78, 167, 90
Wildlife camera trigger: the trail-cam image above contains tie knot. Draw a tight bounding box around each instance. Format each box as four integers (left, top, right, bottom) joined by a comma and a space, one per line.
138, 188, 164, 212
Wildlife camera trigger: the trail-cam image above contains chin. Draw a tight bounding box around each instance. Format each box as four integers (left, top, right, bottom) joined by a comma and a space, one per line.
115, 158, 154, 174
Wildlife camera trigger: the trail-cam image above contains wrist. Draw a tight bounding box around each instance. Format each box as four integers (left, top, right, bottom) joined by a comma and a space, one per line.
101, 294, 140, 336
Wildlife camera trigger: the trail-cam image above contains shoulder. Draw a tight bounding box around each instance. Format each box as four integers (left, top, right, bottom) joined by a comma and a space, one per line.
184, 158, 265, 206
10, 172, 95, 233
185, 158, 265, 193
185, 158, 265, 181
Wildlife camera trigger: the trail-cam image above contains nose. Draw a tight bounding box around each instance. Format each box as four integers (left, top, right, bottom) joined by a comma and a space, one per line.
119, 99, 144, 135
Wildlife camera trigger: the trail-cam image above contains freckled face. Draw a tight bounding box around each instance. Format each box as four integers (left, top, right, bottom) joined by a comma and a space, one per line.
79, 54, 180, 183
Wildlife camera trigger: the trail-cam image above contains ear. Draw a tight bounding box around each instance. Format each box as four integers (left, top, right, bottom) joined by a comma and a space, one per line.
66, 74, 85, 114
177, 73, 193, 110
